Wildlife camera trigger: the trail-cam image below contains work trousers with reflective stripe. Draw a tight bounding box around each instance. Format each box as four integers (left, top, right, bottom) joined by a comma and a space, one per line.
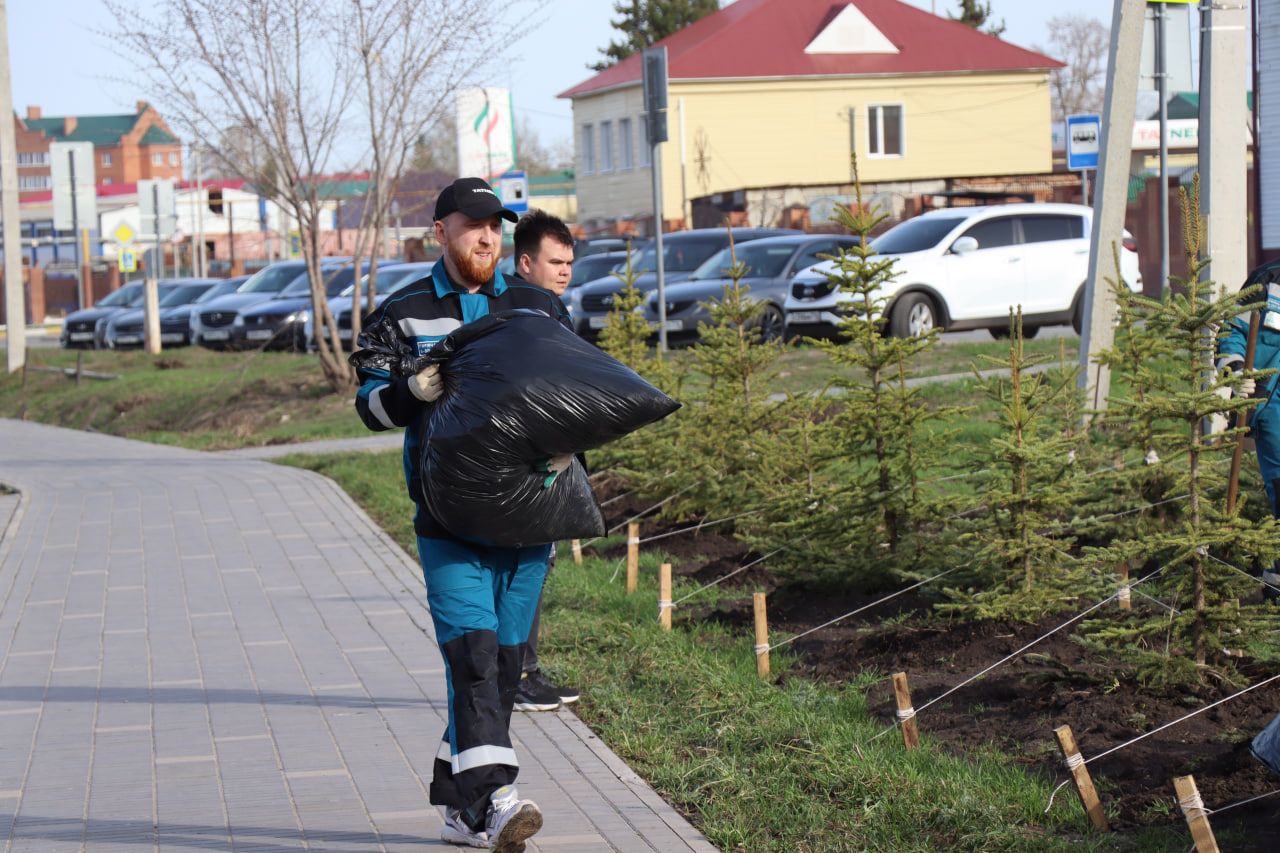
416, 535, 550, 827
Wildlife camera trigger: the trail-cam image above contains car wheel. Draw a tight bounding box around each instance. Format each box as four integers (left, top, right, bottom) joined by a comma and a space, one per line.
889, 292, 937, 338
757, 304, 784, 342
1071, 286, 1086, 334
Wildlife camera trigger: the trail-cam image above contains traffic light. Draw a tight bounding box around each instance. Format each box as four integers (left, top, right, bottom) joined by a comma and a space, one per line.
208, 187, 224, 215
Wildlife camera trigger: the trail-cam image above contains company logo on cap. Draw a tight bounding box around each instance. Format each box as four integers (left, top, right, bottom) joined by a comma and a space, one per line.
471, 188, 498, 197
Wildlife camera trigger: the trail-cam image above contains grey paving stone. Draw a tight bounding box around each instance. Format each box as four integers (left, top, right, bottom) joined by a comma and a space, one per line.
0, 419, 716, 852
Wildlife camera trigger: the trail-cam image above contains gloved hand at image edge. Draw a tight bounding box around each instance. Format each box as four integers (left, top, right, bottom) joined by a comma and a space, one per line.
535, 454, 574, 490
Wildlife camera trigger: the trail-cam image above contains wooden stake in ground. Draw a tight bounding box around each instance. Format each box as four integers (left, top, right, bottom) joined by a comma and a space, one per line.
753, 592, 770, 678
658, 562, 672, 631
1173, 775, 1219, 853
891, 672, 919, 750
1054, 725, 1109, 831
1118, 561, 1131, 611
571, 539, 583, 565
626, 522, 640, 594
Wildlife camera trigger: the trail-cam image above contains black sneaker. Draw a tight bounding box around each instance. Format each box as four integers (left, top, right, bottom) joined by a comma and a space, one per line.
514, 672, 561, 712
526, 668, 579, 705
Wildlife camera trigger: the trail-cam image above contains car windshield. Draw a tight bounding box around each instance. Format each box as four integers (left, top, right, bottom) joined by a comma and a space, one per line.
240, 264, 306, 293
569, 254, 624, 287
690, 243, 799, 281
280, 265, 358, 298
632, 237, 724, 273
196, 279, 243, 303
872, 216, 967, 255
344, 265, 427, 297
159, 283, 213, 307
96, 284, 144, 307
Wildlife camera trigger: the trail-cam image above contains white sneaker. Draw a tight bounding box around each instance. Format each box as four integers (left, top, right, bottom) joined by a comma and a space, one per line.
441, 807, 489, 848
484, 785, 543, 853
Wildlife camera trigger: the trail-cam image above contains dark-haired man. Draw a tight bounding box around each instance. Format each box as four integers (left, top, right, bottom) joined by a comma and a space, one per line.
508, 209, 582, 714
353, 178, 571, 851
514, 209, 574, 297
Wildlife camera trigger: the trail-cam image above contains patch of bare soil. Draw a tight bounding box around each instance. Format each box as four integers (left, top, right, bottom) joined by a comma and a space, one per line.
591, 477, 1280, 847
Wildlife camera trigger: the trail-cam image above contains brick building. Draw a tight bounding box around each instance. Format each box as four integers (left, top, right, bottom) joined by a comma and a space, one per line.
12, 101, 183, 199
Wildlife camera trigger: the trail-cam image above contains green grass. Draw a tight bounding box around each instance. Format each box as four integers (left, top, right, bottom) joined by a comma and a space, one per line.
0, 337, 1069, 452
0, 347, 365, 450
277, 449, 1182, 852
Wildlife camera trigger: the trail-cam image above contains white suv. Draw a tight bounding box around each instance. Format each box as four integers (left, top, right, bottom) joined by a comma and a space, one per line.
783, 203, 1142, 339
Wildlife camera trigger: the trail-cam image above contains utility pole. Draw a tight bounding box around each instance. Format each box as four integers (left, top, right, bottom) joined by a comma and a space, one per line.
227, 199, 235, 272
1079, 0, 1146, 415
1199, 0, 1249, 297
144, 181, 160, 354
69, 148, 83, 310
644, 47, 670, 353
1155, 0, 1170, 297
194, 147, 206, 277
0, 0, 25, 373
679, 98, 689, 227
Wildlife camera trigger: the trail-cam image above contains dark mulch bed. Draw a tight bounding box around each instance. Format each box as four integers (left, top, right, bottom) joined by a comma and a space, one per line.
589, 478, 1280, 847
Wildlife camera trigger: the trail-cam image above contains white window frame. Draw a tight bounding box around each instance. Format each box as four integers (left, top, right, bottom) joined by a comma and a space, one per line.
599, 120, 614, 173
580, 124, 595, 175
867, 103, 905, 159
18, 175, 51, 191
16, 151, 49, 167
101, 152, 112, 167
618, 117, 634, 171
152, 152, 163, 166
638, 115, 651, 168
169, 151, 179, 166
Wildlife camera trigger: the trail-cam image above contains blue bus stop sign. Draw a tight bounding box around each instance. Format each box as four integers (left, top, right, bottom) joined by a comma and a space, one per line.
1066, 114, 1101, 171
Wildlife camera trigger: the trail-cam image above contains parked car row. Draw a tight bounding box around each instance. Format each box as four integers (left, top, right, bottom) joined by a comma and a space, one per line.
61, 204, 1142, 354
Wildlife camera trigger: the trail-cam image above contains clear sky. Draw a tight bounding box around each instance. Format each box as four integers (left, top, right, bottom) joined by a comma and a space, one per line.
11, 0, 1152, 159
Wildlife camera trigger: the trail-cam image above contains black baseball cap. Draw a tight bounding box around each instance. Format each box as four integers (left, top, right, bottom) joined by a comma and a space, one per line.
433, 177, 518, 223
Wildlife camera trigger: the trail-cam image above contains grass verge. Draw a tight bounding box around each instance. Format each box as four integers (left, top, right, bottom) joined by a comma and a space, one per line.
0, 337, 1073, 451
277, 449, 1180, 852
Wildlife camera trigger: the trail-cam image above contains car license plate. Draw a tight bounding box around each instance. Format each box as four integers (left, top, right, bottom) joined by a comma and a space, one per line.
160, 333, 184, 344
69, 332, 94, 342
789, 311, 822, 324
203, 330, 230, 341
650, 320, 683, 331
588, 316, 609, 329
245, 329, 273, 341
115, 335, 141, 345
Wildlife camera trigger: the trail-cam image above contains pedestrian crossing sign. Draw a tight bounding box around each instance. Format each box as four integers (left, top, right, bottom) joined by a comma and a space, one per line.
118, 250, 138, 273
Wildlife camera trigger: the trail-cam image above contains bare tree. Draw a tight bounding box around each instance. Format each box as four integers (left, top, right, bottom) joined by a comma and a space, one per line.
108, 0, 540, 390
1037, 14, 1109, 123
344, 0, 538, 348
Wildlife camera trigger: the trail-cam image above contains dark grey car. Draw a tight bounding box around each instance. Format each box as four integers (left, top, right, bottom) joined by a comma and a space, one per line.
567, 227, 798, 339
639, 235, 858, 343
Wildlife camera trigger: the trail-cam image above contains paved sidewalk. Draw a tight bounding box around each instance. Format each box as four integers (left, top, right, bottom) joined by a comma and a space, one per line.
0, 419, 716, 852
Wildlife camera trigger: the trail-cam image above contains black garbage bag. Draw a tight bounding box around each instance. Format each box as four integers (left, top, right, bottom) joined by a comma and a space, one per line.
352, 309, 679, 547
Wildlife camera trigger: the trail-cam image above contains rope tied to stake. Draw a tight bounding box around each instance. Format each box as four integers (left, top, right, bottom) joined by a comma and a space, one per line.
894, 706, 916, 723
1178, 790, 1210, 820
753, 643, 769, 656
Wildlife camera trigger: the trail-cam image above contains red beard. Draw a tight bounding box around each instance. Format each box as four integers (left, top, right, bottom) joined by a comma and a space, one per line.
447, 240, 498, 288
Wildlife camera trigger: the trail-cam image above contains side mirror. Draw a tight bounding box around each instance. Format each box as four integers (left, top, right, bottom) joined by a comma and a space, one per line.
951, 236, 979, 255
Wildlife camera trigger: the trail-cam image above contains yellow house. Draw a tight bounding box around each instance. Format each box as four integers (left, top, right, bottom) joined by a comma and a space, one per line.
559, 0, 1062, 232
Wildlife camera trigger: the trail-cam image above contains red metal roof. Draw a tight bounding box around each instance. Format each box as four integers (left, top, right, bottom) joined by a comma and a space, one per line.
558, 0, 1062, 99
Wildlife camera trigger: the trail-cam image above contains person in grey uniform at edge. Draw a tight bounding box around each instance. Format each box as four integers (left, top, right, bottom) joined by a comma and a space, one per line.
506, 209, 582, 712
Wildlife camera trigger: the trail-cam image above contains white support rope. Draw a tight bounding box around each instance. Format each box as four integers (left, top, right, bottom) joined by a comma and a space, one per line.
1081, 671, 1280, 768
767, 567, 960, 653
671, 548, 786, 606
1205, 552, 1280, 595
638, 509, 764, 545
872, 565, 1171, 744
1208, 786, 1280, 816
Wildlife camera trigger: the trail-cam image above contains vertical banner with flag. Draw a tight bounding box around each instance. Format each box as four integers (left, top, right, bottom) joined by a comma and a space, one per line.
455, 87, 517, 181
